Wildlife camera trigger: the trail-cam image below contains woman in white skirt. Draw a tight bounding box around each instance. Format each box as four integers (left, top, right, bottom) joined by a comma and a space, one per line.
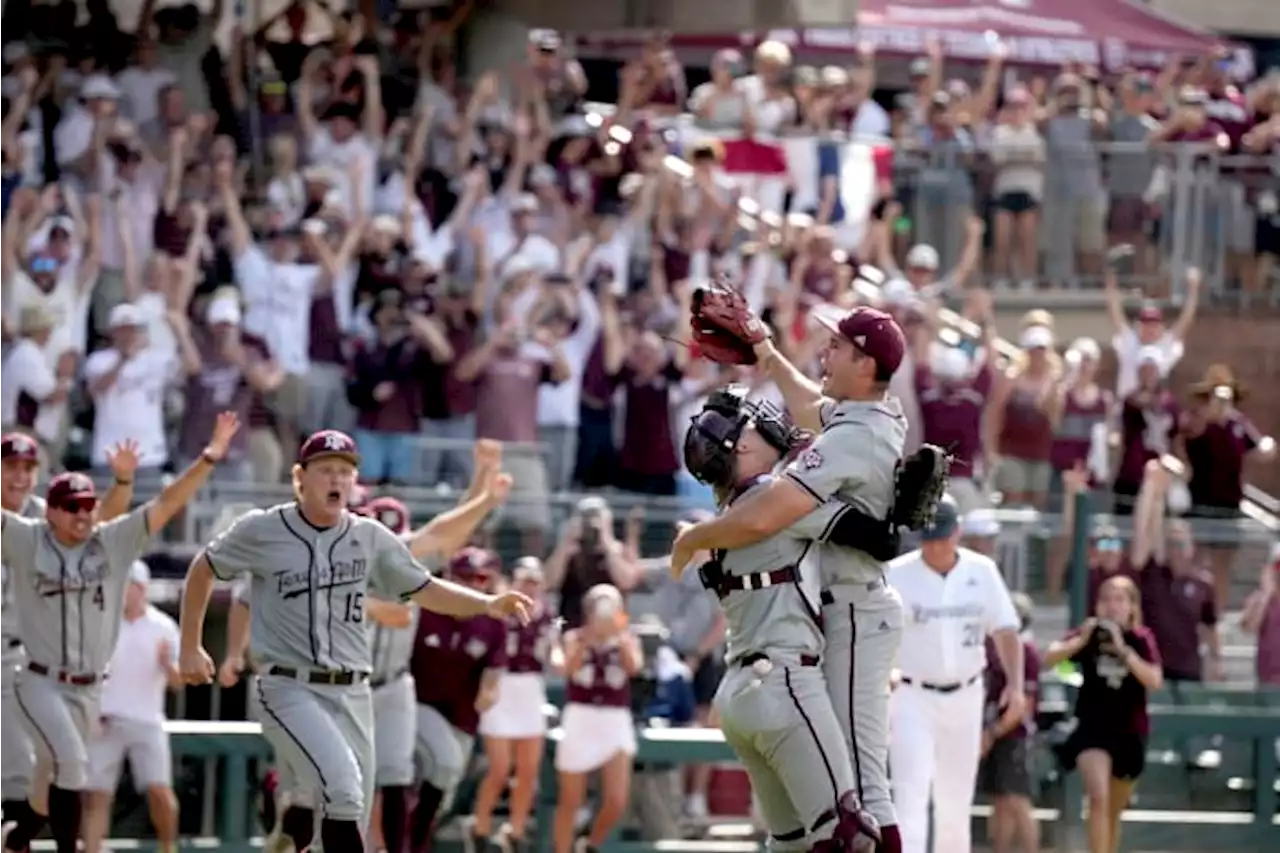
474, 558, 562, 852
553, 584, 643, 853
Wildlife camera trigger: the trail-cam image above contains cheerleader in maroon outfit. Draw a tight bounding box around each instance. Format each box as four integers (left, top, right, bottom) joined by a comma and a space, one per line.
553, 584, 642, 853
473, 558, 562, 852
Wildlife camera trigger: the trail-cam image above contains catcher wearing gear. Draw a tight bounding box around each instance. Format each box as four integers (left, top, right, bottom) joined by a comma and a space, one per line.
681, 388, 884, 853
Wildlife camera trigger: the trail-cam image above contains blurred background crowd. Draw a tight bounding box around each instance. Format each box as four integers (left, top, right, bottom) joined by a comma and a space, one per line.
2, 0, 1280, 847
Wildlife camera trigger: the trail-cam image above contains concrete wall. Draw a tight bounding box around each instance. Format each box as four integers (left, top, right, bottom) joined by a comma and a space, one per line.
1149, 0, 1280, 38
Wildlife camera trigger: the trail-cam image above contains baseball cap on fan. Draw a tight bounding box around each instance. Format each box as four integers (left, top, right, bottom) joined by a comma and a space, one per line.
1, 432, 40, 463
814, 306, 908, 377
449, 546, 501, 583
297, 430, 361, 467
129, 560, 151, 585
46, 472, 97, 512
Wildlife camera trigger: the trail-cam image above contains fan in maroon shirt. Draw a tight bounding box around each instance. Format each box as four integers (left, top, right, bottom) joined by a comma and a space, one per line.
409, 547, 508, 851
915, 349, 992, 483
1112, 356, 1179, 514
1181, 365, 1274, 517
1241, 547, 1280, 686
610, 332, 684, 495
1136, 517, 1219, 683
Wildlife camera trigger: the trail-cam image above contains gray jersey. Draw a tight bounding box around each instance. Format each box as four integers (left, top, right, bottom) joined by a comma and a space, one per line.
719, 477, 845, 665
369, 609, 419, 681
0, 504, 152, 673
1, 495, 46, 659
204, 503, 432, 673
784, 397, 907, 587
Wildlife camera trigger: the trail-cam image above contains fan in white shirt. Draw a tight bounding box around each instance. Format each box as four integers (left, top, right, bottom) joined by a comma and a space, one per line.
84, 304, 179, 473
83, 561, 181, 853
1104, 264, 1201, 399
0, 306, 75, 444
886, 498, 1024, 853
297, 53, 382, 219
115, 40, 178, 130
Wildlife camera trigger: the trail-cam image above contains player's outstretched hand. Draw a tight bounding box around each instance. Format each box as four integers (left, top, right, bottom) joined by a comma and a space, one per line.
106, 439, 142, 481
205, 411, 242, 461
218, 654, 245, 688
179, 645, 216, 685
487, 590, 534, 625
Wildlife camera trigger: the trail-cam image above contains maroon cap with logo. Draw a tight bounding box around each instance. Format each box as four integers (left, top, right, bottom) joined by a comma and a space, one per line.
297, 430, 361, 467
1, 433, 40, 463
364, 496, 410, 535
815, 306, 907, 377
449, 546, 501, 582
46, 472, 97, 511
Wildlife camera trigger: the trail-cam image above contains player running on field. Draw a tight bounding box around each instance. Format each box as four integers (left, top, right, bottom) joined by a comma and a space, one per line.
675, 297, 948, 853
1, 433, 134, 852
219, 440, 513, 853
177, 430, 530, 852
1, 413, 241, 853
677, 386, 882, 853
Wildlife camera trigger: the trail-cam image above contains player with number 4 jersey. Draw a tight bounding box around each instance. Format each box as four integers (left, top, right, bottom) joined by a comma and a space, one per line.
176, 430, 532, 853
1, 414, 241, 853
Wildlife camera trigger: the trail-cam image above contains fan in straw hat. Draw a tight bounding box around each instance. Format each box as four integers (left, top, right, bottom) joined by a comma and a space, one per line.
1188, 363, 1246, 404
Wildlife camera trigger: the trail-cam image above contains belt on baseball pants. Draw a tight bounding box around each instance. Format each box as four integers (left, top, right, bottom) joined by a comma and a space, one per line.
900, 673, 982, 694
370, 667, 409, 689
27, 661, 102, 686
738, 652, 819, 669
819, 576, 887, 606
714, 566, 798, 599
266, 665, 370, 686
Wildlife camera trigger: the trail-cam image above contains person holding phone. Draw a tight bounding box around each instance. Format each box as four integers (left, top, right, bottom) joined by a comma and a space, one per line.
1043, 575, 1163, 853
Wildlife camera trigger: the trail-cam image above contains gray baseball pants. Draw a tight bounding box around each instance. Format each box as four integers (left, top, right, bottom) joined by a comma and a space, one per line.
253, 674, 374, 824
822, 579, 904, 829
1, 656, 35, 800
12, 667, 99, 792
715, 655, 855, 851
373, 673, 417, 787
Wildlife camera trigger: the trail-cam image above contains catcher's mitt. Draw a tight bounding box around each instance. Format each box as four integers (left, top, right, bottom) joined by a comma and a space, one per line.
889, 443, 952, 532
690, 280, 769, 365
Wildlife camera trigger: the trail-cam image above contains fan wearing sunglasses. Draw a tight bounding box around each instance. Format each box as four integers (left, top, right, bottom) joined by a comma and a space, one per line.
0, 411, 241, 853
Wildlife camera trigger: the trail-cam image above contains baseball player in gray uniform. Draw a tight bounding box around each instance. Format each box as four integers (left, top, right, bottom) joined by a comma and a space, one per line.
0, 413, 241, 853
673, 309, 916, 853
1, 433, 136, 843
678, 390, 881, 853
177, 430, 530, 853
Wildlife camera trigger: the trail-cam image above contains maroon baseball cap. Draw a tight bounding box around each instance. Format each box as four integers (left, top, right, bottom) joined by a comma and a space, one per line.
297, 430, 361, 467
1, 433, 40, 463
1137, 303, 1164, 323
46, 472, 97, 512
365, 496, 410, 535
815, 306, 907, 377
449, 546, 501, 583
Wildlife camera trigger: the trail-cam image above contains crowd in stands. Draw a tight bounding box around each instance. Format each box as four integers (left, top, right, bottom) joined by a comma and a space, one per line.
3, 1, 1280, 845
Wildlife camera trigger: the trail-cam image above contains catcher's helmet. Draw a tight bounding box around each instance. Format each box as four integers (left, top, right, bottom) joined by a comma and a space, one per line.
683, 385, 801, 490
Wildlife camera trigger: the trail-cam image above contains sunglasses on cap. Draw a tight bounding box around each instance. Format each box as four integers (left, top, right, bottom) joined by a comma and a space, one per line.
31, 256, 59, 274
1095, 538, 1123, 552
53, 495, 98, 513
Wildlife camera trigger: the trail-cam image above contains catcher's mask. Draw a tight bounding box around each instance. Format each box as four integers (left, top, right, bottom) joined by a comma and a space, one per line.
684, 385, 797, 490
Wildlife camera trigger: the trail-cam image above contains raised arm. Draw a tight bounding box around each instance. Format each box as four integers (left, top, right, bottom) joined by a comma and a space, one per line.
145, 413, 241, 535
403, 472, 510, 559
1169, 266, 1201, 340
750, 338, 825, 432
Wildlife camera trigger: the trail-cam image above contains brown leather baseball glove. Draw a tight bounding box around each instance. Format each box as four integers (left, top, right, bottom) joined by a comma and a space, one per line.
690, 280, 769, 365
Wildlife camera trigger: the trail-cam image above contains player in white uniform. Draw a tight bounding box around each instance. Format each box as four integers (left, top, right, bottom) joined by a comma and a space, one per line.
83, 562, 181, 853
885, 498, 1025, 853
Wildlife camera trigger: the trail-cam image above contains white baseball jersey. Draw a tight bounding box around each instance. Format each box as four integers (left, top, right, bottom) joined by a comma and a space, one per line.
887, 547, 1019, 684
